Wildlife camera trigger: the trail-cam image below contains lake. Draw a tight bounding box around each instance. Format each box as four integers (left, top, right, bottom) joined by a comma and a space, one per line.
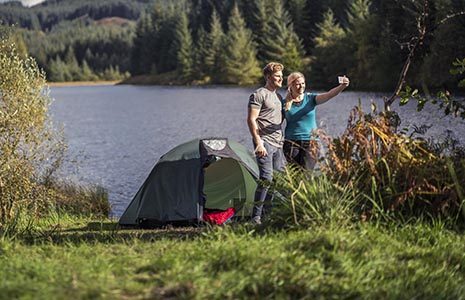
49, 85, 465, 216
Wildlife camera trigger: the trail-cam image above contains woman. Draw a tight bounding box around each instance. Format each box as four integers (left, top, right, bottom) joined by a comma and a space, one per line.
283, 72, 349, 169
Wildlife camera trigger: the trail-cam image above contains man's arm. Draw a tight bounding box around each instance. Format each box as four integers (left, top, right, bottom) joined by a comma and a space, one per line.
315, 76, 350, 105
247, 107, 267, 157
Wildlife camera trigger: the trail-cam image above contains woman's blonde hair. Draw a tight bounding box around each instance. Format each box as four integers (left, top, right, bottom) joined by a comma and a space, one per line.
284, 72, 305, 111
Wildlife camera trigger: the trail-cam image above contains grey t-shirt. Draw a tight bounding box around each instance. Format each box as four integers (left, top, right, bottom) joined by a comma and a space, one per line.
248, 87, 283, 147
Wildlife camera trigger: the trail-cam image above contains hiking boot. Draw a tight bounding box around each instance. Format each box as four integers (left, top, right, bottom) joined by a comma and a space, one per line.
251, 216, 262, 225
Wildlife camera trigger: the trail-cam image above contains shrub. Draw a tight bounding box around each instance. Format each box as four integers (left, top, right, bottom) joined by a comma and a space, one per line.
0, 28, 66, 229
319, 105, 465, 222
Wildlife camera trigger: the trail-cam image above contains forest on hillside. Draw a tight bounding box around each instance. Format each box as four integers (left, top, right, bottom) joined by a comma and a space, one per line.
1, 0, 465, 90
0, 0, 152, 81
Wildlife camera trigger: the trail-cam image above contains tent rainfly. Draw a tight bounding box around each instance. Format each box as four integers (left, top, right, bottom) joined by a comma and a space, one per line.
119, 138, 259, 227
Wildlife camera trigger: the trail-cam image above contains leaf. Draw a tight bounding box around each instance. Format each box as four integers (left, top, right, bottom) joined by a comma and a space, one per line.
417, 98, 426, 111
399, 96, 410, 106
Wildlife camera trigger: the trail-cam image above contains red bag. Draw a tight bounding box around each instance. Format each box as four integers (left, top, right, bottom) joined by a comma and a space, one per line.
203, 207, 235, 225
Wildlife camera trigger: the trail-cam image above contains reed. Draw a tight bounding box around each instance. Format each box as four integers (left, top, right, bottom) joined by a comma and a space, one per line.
47, 180, 110, 218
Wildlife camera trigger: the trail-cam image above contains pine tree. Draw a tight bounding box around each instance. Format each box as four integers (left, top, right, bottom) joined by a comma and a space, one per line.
48, 56, 71, 82
346, 0, 405, 90
12, 33, 28, 59
348, 0, 371, 26
204, 9, 224, 78
310, 9, 350, 87
81, 59, 98, 81
193, 9, 225, 82
193, 27, 209, 79
102, 65, 115, 80
48, 57, 65, 82
64, 47, 80, 81
152, 3, 179, 74
250, 0, 271, 63
300, 0, 328, 51
174, 11, 194, 82
261, 0, 305, 74
84, 48, 94, 65
314, 10, 345, 48
29, 13, 41, 31
130, 12, 153, 75
286, 0, 307, 44
346, 0, 379, 90
218, 4, 261, 85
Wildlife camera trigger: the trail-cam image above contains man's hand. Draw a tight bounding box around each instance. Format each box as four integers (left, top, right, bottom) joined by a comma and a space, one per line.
255, 143, 268, 158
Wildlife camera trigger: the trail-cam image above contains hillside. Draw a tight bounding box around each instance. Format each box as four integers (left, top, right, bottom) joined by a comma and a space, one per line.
0, 0, 151, 30
0, 0, 152, 81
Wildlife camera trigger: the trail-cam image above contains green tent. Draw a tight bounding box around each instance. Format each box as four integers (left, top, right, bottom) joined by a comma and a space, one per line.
119, 138, 259, 226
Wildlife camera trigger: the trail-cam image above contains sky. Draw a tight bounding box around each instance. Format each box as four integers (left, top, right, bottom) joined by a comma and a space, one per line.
0, 0, 45, 7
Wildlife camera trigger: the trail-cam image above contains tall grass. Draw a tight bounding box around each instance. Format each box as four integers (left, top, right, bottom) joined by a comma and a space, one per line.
270, 167, 359, 229
47, 180, 110, 218
0, 182, 110, 241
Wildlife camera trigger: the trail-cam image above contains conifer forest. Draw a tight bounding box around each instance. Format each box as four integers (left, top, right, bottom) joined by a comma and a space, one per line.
1, 0, 464, 90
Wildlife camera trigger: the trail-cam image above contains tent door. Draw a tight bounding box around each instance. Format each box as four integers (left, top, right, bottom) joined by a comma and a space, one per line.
202, 157, 254, 217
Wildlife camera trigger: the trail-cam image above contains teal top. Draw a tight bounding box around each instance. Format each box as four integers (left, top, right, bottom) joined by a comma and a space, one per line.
283, 92, 318, 141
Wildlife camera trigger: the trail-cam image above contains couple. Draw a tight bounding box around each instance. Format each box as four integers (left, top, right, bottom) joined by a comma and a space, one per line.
247, 62, 350, 224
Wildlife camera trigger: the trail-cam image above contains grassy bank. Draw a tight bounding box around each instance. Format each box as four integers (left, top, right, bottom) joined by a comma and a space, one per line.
1, 216, 465, 299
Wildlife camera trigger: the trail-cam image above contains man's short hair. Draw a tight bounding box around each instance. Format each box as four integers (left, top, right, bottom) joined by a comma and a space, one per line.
263, 62, 284, 77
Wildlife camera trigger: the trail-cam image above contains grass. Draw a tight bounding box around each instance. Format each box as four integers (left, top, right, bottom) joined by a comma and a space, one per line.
50, 181, 111, 217
1, 215, 465, 299
2, 169, 465, 299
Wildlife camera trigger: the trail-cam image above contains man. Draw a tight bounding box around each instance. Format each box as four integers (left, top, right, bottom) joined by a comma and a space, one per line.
247, 62, 286, 224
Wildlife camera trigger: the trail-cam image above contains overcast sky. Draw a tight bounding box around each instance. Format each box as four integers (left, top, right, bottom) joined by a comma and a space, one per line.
0, 0, 45, 7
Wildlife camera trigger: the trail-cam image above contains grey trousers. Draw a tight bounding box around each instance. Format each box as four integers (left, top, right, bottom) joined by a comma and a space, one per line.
252, 140, 286, 221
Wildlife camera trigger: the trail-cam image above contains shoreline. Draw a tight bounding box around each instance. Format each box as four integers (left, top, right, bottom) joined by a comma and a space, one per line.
47, 80, 121, 87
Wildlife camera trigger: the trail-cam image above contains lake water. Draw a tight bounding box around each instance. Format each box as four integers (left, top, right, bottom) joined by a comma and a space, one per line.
49, 85, 465, 216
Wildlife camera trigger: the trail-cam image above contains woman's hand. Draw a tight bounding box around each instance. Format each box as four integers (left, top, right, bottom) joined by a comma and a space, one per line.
316, 75, 350, 104
285, 89, 294, 102
339, 75, 350, 87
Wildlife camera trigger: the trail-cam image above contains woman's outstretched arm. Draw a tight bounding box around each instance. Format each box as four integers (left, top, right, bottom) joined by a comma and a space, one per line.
315, 76, 350, 105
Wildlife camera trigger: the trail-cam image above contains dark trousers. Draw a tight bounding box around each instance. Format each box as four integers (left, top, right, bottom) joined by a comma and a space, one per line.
283, 139, 319, 170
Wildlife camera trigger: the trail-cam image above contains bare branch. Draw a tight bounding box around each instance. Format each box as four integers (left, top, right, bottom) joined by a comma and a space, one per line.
384, 0, 430, 109
438, 11, 465, 26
